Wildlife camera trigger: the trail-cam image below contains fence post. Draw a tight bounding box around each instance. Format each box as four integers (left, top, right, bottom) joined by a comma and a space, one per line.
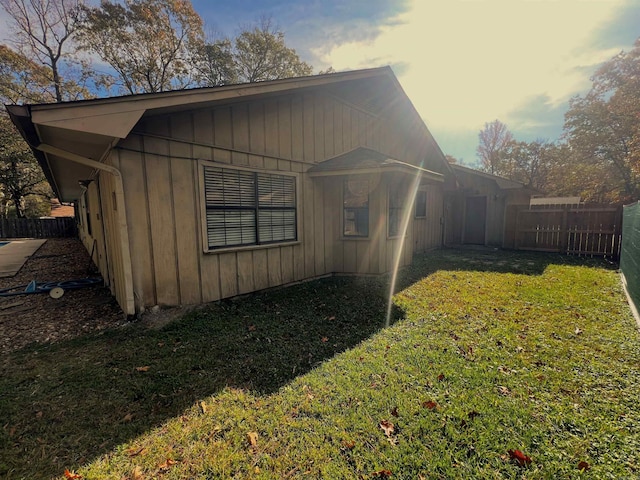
559, 205, 569, 253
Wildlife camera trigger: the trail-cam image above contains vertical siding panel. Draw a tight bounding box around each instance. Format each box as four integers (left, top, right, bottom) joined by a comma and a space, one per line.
314, 95, 325, 161
248, 154, 265, 169
267, 248, 282, 286
291, 95, 304, 161
264, 157, 278, 171
356, 240, 370, 274
278, 98, 292, 160
219, 252, 238, 298
281, 245, 294, 284
170, 115, 201, 304
249, 102, 265, 153
323, 177, 335, 273
303, 94, 315, 163
200, 254, 221, 302
351, 109, 359, 148
237, 250, 255, 294
253, 249, 269, 290
303, 174, 315, 278
193, 109, 213, 160
358, 111, 367, 146
343, 104, 352, 151
334, 101, 344, 154
144, 138, 180, 305
324, 98, 334, 158
265, 99, 279, 158
232, 104, 249, 166
313, 176, 325, 275
118, 143, 155, 307
213, 106, 232, 149
343, 241, 356, 272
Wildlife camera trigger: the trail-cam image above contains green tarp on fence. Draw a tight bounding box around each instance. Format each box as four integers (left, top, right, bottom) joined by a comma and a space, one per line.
621, 201, 640, 314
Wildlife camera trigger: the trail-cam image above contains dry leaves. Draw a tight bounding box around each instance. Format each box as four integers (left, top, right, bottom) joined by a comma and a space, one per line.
131, 465, 144, 480
135, 366, 150, 372
577, 461, 590, 471
508, 449, 532, 467
64, 469, 82, 479
199, 401, 207, 414
379, 420, 395, 437
247, 431, 258, 448
422, 400, 438, 410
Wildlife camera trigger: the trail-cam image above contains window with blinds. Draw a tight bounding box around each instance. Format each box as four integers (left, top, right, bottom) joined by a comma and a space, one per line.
203, 166, 297, 249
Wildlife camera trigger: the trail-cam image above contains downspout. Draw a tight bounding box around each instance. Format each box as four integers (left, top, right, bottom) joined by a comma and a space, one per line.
36, 143, 136, 316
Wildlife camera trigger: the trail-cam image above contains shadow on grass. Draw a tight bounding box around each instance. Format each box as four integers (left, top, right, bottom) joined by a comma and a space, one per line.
0, 276, 402, 479
396, 247, 618, 291
0, 248, 615, 478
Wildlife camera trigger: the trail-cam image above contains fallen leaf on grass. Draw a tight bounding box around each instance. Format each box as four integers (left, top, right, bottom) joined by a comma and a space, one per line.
508, 449, 532, 467
64, 469, 82, 479
328, 316, 335, 321
341, 440, 356, 450
247, 431, 258, 448
391, 406, 399, 417
199, 401, 207, 414
575, 327, 583, 335
422, 400, 438, 410
131, 465, 144, 480
321, 337, 329, 343
122, 413, 134, 423
158, 459, 177, 471
437, 373, 445, 382
126, 446, 146, 457
379, 420, 395, 437
577, 461, 590, 471
372, 469, 392, 477
135, 366, 150, 372
498, 386, 511, 396
248, 325, 256, 331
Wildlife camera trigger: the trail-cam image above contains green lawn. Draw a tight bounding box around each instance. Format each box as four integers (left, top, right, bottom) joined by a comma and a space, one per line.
1, 249, 638, 479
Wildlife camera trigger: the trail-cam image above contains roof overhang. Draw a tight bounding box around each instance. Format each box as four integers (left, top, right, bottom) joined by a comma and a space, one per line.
6, 66, 448, 201
307, 147, 444, 182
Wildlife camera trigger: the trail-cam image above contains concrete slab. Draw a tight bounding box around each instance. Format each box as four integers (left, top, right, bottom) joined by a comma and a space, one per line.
0, 239, 46, 278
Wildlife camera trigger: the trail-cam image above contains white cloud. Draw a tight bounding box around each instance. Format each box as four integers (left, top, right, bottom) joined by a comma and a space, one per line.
312, 0, 628, 133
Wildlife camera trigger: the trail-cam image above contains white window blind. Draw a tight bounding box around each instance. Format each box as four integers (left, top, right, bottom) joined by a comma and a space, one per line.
204, 166, 296, 249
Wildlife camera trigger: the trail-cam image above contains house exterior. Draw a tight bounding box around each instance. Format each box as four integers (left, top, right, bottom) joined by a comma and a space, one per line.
7, 67, 452, 316
445, 163, 536, 247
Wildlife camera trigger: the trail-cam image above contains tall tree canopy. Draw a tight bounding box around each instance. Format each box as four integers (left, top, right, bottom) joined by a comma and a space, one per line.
79, 0, 205, 94
477, 119, 514, 175
232, 18, 312, 83
0, 115, 50, 217
0, 0, 94, 102
195, 18, 313, 87
563, 38, 640, 203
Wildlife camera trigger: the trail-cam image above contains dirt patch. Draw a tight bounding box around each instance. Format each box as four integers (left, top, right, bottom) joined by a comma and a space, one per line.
0, 238, 127, 354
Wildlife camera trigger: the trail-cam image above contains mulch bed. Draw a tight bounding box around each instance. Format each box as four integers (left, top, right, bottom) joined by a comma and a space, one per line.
0, 238, 127, 355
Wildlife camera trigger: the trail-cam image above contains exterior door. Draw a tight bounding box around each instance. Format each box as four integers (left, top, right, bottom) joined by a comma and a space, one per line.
464, 196, 487, 245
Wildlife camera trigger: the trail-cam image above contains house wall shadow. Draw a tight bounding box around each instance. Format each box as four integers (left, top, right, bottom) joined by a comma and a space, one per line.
0, 276, 402, 479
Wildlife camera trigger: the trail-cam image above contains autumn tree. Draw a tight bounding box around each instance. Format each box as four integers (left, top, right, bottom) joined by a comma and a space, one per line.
0, 0, 95, 102
194, 36, 237, 87
562, 38, 640, 203
234, 18, 312, 83
0, 116, 51, 218
79, 0, 205, 94
477, 119, 513, 175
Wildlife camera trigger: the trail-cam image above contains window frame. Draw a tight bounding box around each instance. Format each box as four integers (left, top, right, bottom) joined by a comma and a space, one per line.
199, 160, 300, 253
415, 189, 427, 218
388, 186, 406, 238
343, 177, 370, 238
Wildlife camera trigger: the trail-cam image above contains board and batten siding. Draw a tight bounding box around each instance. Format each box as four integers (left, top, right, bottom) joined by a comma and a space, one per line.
114, 90, 441, 309
413, 184, 445, 253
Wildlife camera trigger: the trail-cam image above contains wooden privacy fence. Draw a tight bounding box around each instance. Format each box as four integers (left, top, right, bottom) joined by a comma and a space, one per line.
504, 204, 623, 258
0, 217, 77, 238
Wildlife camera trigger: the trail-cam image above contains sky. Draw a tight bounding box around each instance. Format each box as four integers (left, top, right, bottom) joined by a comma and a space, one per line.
193, 0, 639, 165
1, 0, 638, 165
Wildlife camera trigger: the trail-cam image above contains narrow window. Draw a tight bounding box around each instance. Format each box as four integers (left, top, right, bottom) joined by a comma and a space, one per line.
343, 178, 369, 237
415, 190, 427, 218
203, 165, 296, 249
388, 187, 405, 237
